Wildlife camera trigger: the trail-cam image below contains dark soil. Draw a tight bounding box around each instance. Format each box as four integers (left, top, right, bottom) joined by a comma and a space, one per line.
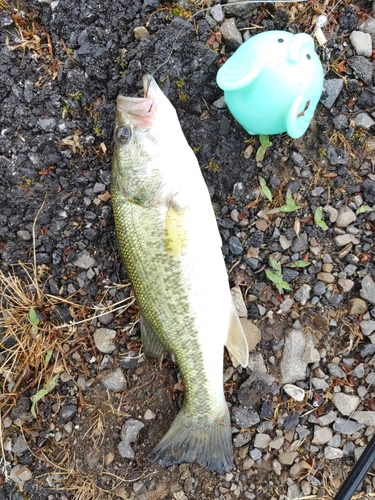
1, 1, 375, 499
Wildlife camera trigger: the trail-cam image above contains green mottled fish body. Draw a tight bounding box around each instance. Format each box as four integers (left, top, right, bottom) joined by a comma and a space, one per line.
111, 75, 248, 473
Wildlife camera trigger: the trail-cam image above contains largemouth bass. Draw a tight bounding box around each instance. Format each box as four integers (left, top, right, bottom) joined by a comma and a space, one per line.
111, 74, 249, 473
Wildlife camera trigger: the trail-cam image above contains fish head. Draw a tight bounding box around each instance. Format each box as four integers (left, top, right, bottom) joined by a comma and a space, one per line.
112, 74, 187, 207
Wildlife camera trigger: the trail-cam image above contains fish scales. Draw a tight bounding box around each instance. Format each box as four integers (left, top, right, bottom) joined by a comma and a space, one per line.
111, 74, 248, 472
111, 199, 211, 409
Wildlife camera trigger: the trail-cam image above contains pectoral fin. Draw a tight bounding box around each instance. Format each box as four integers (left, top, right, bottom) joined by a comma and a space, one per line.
225, 301, 249, 368
140, 316, 168, 358
165, 205, 188, 257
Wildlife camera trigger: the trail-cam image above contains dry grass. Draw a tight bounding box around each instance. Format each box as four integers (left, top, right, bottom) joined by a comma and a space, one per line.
0, 200, 135, 493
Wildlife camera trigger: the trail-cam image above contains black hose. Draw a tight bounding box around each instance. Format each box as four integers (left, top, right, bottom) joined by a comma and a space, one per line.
334, 433, 375, 500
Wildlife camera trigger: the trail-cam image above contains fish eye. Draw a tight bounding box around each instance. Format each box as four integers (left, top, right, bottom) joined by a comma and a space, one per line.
116, 126, 131, 144
278, 38, 284, 43
306, 54, 311, 60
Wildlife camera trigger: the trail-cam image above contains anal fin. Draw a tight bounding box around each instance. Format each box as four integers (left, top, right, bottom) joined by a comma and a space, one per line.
140, 316, 168, 358
225, 300, 249, 368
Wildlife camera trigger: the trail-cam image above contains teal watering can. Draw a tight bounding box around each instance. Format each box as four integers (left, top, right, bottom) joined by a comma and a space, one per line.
216, 30, 324, 139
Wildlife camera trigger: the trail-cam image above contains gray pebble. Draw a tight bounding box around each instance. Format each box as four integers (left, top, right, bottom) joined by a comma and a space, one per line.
10, 465, 32, 485
317, 410, 337, 426
37, 118, 57, 132
327, 363, 345, 378
72, 249, 98, 269
291, 151, 306, 167
352, 363, 365, 378
344, 264, 357, 276
326, 144, 350, 166
287, 483, 302, 498
313, 281, 326, 296
360, 16, 375, 43
312, 377, 329, 390
333, 234, 353, 247
360, 275, 375, 305
306, 474, 321, 487
228, 235, 243, 255
333, 114, 349, 130
332, 393, 360, 416
311, 187, 325, 196
280, 329, 309, 384
355, 113, 375, 129
349, 31, 373, 57
98, 311, 114, 325
60, 404, 78, 423
232, 182, 244, 199
360, 320, 375, 336
312, 426, 332, 445
328, 434, 341, 448
121, 419, 144, 443
320, 79, 344, 108
333, 418, 364, 434
335, 206, 356, 228
11, 397, 31, 420
13, 435, 28, 456
352, 411, 375, 427
17, 230, 32, 241
347, 56, 373, 85
117, 441, 135, 459
324, 446, 343, 460
100, 367, 127, 392
254, 433, 271, 449
294, 284, 311, 305
232, 406, 260, 428
210, 4, 224, 22
223, 0, 257, 16
291, 233, 308, 253
221, 17, 242, 50
213, 96, 226, 109
94, 328, 117, 353
233, 430, 252, 448
343, 441, 356, 456
249, 448, 262, 461
282, 268, 299, 283
328, 293, 344, 309
324, 205, 338, 223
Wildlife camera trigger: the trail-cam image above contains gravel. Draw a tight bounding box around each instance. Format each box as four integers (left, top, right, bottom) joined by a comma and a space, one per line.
1, 1, 375, 499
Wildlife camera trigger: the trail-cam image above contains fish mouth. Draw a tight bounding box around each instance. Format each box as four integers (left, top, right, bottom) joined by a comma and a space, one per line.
116, 75, 163, 128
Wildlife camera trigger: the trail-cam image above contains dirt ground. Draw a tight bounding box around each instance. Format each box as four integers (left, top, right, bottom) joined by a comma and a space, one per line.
1, 0, 375, 499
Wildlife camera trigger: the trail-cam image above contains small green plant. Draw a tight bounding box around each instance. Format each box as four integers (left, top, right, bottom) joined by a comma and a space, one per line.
175, 77, 185, 88
178, 91, 187, 102
280, 190, 301, 213
205, 158, 219, 173
29, 306, 40, 337
266, 259, 292, 294
288, 260, 310, 268
357, 204, 373, 214
171, 5, 191, 18
256, 135, 272, 162
268, 190, 301, 215
317, 147, 326, 157
259, 176, 272, 202
31, 375, 59, 418
314, 207, 328, 230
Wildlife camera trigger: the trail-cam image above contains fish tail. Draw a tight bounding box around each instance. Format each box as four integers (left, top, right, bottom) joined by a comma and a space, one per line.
149, 404, 233, 473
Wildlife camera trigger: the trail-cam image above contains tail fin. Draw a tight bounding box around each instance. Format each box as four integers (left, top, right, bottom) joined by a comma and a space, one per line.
149, 405, 233, 473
